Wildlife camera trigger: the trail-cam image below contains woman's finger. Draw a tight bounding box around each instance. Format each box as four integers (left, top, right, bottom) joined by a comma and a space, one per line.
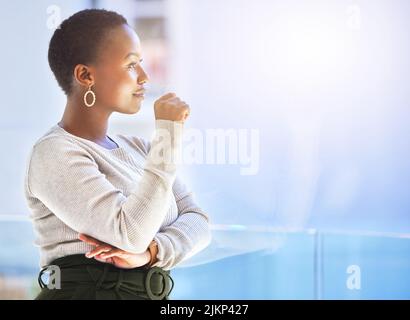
99, 249, 124, 259
78, 233, 105, 247
94, 255, 115, 265
86, 245, 113, 258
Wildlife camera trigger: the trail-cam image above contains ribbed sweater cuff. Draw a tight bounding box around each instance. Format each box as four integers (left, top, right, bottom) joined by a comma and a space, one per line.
145, 119, 184, 173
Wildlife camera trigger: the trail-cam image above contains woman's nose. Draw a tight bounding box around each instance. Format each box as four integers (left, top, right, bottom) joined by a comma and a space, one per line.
137, 66, 149, 85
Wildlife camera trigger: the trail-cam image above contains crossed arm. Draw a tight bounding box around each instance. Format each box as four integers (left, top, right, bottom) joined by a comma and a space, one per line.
78, 176, 211, 270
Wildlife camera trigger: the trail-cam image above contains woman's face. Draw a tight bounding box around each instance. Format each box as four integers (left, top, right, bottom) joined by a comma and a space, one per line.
91, 24, 149, 114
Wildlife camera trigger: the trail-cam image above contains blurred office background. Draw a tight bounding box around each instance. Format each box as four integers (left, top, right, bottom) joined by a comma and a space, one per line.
0, 0, 409, 299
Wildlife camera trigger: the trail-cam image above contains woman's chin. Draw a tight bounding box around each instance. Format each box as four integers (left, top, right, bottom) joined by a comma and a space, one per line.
131, 104, 141, 114
122, 103, 141, 114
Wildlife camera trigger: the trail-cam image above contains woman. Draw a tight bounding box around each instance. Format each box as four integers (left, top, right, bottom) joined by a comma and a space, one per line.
24, 9, 211, 300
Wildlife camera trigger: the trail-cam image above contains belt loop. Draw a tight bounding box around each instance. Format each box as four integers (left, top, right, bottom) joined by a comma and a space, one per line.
115, 269, 124, 290
95, 264, 110, 290
145, 267, 171, 300
114, 269, 124, 299
165, 273, 175, 299
38, 267, 47, 289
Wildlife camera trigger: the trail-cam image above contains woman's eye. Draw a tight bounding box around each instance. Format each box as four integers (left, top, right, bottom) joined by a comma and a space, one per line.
128, 63, 137, 70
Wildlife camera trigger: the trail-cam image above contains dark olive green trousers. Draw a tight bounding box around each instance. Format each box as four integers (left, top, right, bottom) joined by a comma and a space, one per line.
36, 254, 174, 300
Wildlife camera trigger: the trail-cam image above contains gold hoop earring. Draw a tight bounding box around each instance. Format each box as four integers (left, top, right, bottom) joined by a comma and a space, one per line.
83, 84, 96, 107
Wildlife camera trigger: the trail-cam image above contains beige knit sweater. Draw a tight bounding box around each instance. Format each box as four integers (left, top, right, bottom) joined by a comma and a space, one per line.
24, 119, 211, 269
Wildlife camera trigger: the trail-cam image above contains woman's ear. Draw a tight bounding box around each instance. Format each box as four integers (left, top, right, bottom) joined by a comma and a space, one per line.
73, 64, 95, 87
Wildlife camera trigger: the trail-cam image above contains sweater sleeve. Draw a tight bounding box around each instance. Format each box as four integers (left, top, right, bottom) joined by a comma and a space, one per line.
137, 136, 212, 270
26, 119, 183, 254
152, 176, 212, 270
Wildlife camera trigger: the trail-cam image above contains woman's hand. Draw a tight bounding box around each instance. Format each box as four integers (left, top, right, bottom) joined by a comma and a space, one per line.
78, 234, 151, 269
154, 92, 190, 123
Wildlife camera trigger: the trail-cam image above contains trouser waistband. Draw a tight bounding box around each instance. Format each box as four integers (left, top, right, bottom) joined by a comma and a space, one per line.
38, 254, 173, 300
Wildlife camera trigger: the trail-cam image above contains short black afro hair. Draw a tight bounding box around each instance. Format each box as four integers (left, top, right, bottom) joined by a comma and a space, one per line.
48, 9, 128, 95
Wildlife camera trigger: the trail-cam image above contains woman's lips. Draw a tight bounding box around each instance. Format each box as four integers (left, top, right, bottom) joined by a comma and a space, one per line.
133, 91, 145, 98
